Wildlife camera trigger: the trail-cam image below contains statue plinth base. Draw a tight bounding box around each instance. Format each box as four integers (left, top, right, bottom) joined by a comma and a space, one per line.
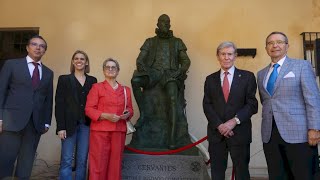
124, 146, 199, 156
122, 153, 210, 180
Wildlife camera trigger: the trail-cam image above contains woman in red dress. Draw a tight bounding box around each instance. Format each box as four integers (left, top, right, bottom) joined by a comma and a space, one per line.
85, 58, 133, 180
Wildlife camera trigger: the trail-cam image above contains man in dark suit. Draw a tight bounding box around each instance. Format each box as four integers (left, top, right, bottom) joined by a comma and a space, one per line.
0, 35, 53, 179
203, 41, 258, 180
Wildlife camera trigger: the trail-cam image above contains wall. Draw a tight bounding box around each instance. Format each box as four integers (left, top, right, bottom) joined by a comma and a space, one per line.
0, 0, 319, 169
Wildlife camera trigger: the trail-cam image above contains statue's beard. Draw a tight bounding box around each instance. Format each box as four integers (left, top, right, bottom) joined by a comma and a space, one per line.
155, 28, 173, 38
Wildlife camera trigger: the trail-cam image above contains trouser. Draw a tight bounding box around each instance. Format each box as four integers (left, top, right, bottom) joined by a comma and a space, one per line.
263, 122, 319, 180
0, 119, 41, 180
88, 130, 126, 180
209, 140, 250, 180
59, 123, 90, 180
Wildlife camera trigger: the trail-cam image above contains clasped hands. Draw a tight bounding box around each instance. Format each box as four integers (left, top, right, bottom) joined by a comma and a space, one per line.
217, 118, 237, 138
99, 111, 130, 122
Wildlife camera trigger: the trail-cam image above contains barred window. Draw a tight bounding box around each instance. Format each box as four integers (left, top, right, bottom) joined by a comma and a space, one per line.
0, 27, 39, 70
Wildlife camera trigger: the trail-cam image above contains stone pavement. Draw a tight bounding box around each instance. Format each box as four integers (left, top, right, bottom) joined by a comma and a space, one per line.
30, 159, 59, 180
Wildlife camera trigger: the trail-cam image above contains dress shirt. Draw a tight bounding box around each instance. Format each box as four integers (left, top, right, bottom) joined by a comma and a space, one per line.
220, 65, 235, 90
26, 56, 42, 80
264, 56, 286, 88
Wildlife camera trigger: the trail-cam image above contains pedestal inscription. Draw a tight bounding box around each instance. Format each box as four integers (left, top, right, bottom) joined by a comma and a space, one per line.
122, 153, 210, 180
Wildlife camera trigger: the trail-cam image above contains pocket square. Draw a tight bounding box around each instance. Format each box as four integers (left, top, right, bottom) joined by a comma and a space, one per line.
283, 71, 295, 78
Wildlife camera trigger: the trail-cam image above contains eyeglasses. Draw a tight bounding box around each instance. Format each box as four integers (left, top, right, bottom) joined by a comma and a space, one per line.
266, 40, 287, 46
29, 42, 47, 49
104, 66, 117, 71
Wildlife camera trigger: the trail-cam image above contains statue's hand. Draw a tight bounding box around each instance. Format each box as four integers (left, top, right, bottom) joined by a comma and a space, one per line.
170, 69, 182, 79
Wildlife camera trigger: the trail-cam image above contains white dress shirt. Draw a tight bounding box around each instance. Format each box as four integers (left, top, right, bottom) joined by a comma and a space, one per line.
26, 55, 42, 80
264, 56, 286, 88
220, 65, 235, 90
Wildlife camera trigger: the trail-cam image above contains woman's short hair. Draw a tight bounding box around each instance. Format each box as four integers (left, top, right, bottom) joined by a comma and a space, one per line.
102, 58, 120, 71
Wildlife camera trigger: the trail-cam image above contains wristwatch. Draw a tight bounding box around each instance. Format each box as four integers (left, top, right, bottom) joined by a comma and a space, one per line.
234, 115, 240, 125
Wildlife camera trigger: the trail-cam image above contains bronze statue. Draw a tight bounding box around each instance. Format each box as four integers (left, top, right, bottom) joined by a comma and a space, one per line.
130, 14, 191, 150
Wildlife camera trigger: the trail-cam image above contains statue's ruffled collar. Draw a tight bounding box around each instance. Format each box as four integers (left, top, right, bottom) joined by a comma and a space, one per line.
155, 28, 173, 39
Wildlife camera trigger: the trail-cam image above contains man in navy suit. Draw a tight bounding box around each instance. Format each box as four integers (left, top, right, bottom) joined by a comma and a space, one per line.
0, 35, 53, 179
203, 41, 258, 180
257, 31, 320, 180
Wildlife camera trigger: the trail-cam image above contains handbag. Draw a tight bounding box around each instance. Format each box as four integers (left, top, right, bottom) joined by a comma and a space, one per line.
123, 86, 136, 135
126, 120, 136, 135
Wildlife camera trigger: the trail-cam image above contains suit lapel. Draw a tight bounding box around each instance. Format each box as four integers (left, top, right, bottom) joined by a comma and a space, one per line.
20, 58, 33, 84
259, 65, 270, 95
103, 80, 113, 94
69, 74, 80, 104
273, 58, 292, 94
228, 68, 241, 102
212, 71, 227, 104
36, 65, 48, 90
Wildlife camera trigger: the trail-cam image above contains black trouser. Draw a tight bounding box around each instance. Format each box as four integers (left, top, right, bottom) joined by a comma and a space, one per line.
263, 121, 319, 180
0, 119, 41, 180
209, 140, 250, 180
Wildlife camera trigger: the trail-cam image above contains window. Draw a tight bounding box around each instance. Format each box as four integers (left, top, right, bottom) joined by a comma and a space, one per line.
300, 32, 320, 67
0, 27, 39, 70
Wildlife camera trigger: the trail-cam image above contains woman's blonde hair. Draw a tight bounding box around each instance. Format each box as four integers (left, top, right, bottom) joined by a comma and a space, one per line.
70, 50, 90, 73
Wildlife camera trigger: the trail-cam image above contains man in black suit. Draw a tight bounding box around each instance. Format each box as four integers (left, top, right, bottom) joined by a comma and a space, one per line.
203, 41, 258, 180
0, 35, 53, 179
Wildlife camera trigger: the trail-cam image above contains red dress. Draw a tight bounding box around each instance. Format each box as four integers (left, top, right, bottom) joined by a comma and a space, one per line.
85, 81, 133, 180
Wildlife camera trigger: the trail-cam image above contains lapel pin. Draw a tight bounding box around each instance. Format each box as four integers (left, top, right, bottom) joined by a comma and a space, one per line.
239, 74, 241, 77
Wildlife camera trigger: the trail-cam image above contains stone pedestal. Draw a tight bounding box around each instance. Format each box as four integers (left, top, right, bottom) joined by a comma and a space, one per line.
122, 153, 210, 180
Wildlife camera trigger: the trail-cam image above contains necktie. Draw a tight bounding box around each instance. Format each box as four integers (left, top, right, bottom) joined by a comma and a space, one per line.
222, 71, 229, 102
32, 62, 40, 89
266, 63, 280, 95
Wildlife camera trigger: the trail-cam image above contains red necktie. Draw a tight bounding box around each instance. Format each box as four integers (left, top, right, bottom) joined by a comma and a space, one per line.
222, 71, 229, 102
32, 62, 40, 89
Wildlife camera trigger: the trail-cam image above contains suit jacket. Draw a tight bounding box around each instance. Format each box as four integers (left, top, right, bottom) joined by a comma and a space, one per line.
85, 81, 134, 132
203, 68, 258, 144
0, 58, 53, 133
55, 74, 97, 136
257, 57, 320, 143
